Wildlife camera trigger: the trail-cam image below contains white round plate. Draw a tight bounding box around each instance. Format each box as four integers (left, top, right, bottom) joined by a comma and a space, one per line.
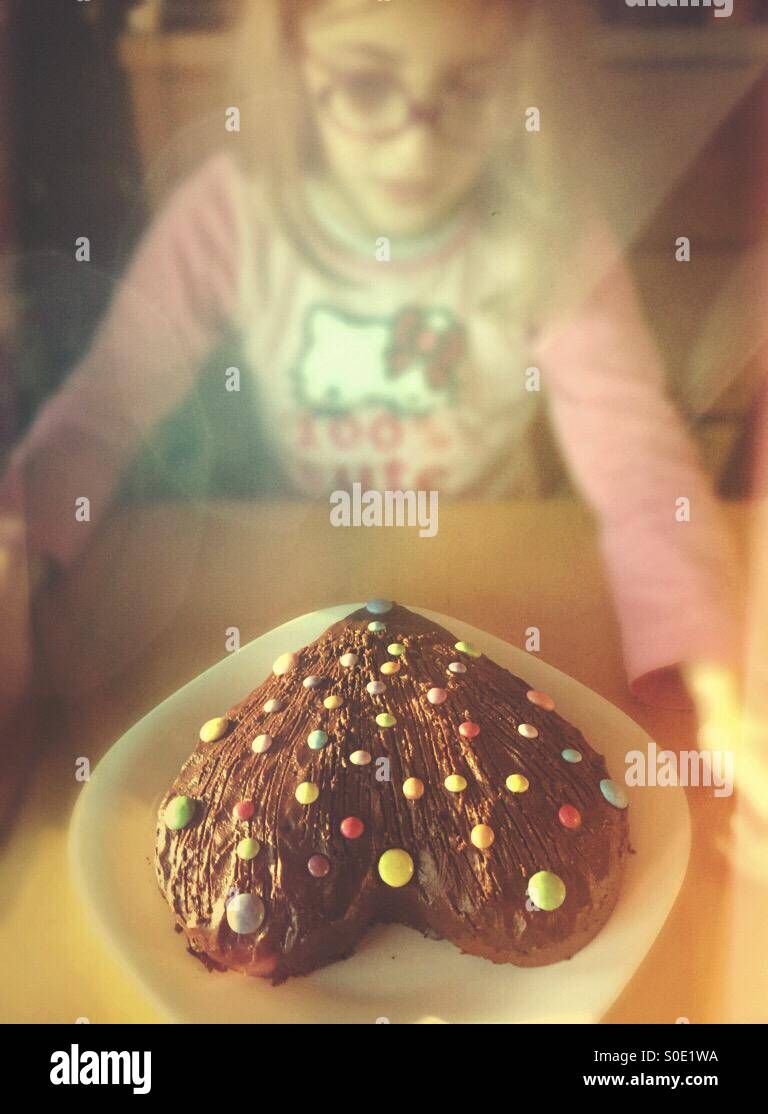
69, 604, 690, 1024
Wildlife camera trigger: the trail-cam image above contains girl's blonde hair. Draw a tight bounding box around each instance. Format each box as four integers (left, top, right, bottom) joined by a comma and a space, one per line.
234, 0, 607, 331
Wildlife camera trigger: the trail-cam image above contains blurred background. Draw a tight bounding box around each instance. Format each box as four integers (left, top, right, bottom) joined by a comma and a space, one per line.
1, 0, 768, 501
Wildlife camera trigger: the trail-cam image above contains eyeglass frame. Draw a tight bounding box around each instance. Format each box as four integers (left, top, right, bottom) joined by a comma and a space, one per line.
299, 43, 507, 143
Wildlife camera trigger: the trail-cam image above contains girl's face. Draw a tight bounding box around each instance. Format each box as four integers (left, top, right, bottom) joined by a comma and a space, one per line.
299, 0, 516, 237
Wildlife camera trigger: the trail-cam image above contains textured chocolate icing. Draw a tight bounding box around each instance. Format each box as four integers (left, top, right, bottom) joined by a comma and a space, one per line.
155, 603, 629, 983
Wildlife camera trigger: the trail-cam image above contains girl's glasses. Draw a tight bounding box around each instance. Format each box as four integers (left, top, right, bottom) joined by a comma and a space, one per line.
301, 46, 506, 143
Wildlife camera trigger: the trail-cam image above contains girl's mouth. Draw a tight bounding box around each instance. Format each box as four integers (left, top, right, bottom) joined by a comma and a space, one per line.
378, 179, 435, 205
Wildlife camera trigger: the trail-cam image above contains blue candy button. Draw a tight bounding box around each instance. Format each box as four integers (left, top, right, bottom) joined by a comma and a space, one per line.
600, 778, 628, 809
366, 600, 393, 615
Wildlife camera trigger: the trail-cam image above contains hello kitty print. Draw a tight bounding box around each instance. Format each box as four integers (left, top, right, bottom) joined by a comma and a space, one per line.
292, 304, 465, 415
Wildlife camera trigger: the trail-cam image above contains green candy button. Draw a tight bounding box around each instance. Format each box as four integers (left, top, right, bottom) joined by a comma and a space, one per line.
164, 795, 196, 831
528, 870, 566, 912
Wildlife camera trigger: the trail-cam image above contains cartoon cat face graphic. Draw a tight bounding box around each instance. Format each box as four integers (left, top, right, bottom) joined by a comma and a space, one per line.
293, 305, 463, 415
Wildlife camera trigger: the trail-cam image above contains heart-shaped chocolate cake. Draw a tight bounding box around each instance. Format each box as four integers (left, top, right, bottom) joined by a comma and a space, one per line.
155, 602, 629, 982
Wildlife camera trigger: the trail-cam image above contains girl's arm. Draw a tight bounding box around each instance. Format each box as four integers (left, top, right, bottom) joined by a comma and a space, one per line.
0, 151, 243, 568
535, 218, 740, 707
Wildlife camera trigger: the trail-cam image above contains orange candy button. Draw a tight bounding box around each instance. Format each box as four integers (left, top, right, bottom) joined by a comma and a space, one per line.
471, 824, 495, 850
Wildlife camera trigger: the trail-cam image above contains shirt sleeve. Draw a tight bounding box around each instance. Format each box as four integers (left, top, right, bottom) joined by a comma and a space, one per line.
0, 151, 243, 567
534, 217, 740, 705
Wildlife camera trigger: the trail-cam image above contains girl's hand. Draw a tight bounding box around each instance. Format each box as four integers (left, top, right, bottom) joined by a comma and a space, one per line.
684, 660, 768, 884
683, 661, 743, 756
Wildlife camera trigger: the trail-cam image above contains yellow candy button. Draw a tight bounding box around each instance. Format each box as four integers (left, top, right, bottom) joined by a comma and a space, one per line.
506, 774, 529, 794
376, 713, 396, 728
295, 782, 320, 806
388, 643, 406, 657
273, 651, 298, 676
378, 849, 414, 888
403, 777, 425, 800
444, 774, 467, 793
236, 837, 261, 861
380, 661, 400, 675
471, 824, 495, 850
199, 716, 232, 744
324, 694, 343, 710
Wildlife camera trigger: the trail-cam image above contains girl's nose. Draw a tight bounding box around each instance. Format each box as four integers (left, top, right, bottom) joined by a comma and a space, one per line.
385, 115, 440, 166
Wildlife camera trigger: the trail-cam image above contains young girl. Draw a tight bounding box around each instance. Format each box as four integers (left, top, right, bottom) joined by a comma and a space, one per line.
0, 0, 740, 803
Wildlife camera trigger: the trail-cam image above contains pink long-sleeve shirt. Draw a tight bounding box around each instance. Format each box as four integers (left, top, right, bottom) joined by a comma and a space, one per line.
0, 151, 738, 699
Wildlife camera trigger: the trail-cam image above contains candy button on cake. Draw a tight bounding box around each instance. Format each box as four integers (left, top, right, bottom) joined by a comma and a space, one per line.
199, 717, 231, 744
236, 838, 261, 861
445, 773, 468, 793
295, 782, 320, 806
163, 795, 196, 831
307, 730, 329, 751
471, 824, 495, 850
403, 777, 425, 800
528, 871, 566, 912
378, 849, 414, 888
366, 599, 393, 615
307, 854, 331, 878
349, 749, 372, 767
340, 817, 365, 840
226, 894, 265, 935
272, 652, 298, 677
155, 602, 629, 984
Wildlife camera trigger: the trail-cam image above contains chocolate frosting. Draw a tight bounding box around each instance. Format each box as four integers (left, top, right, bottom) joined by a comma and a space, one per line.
155, 603, 629, 982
